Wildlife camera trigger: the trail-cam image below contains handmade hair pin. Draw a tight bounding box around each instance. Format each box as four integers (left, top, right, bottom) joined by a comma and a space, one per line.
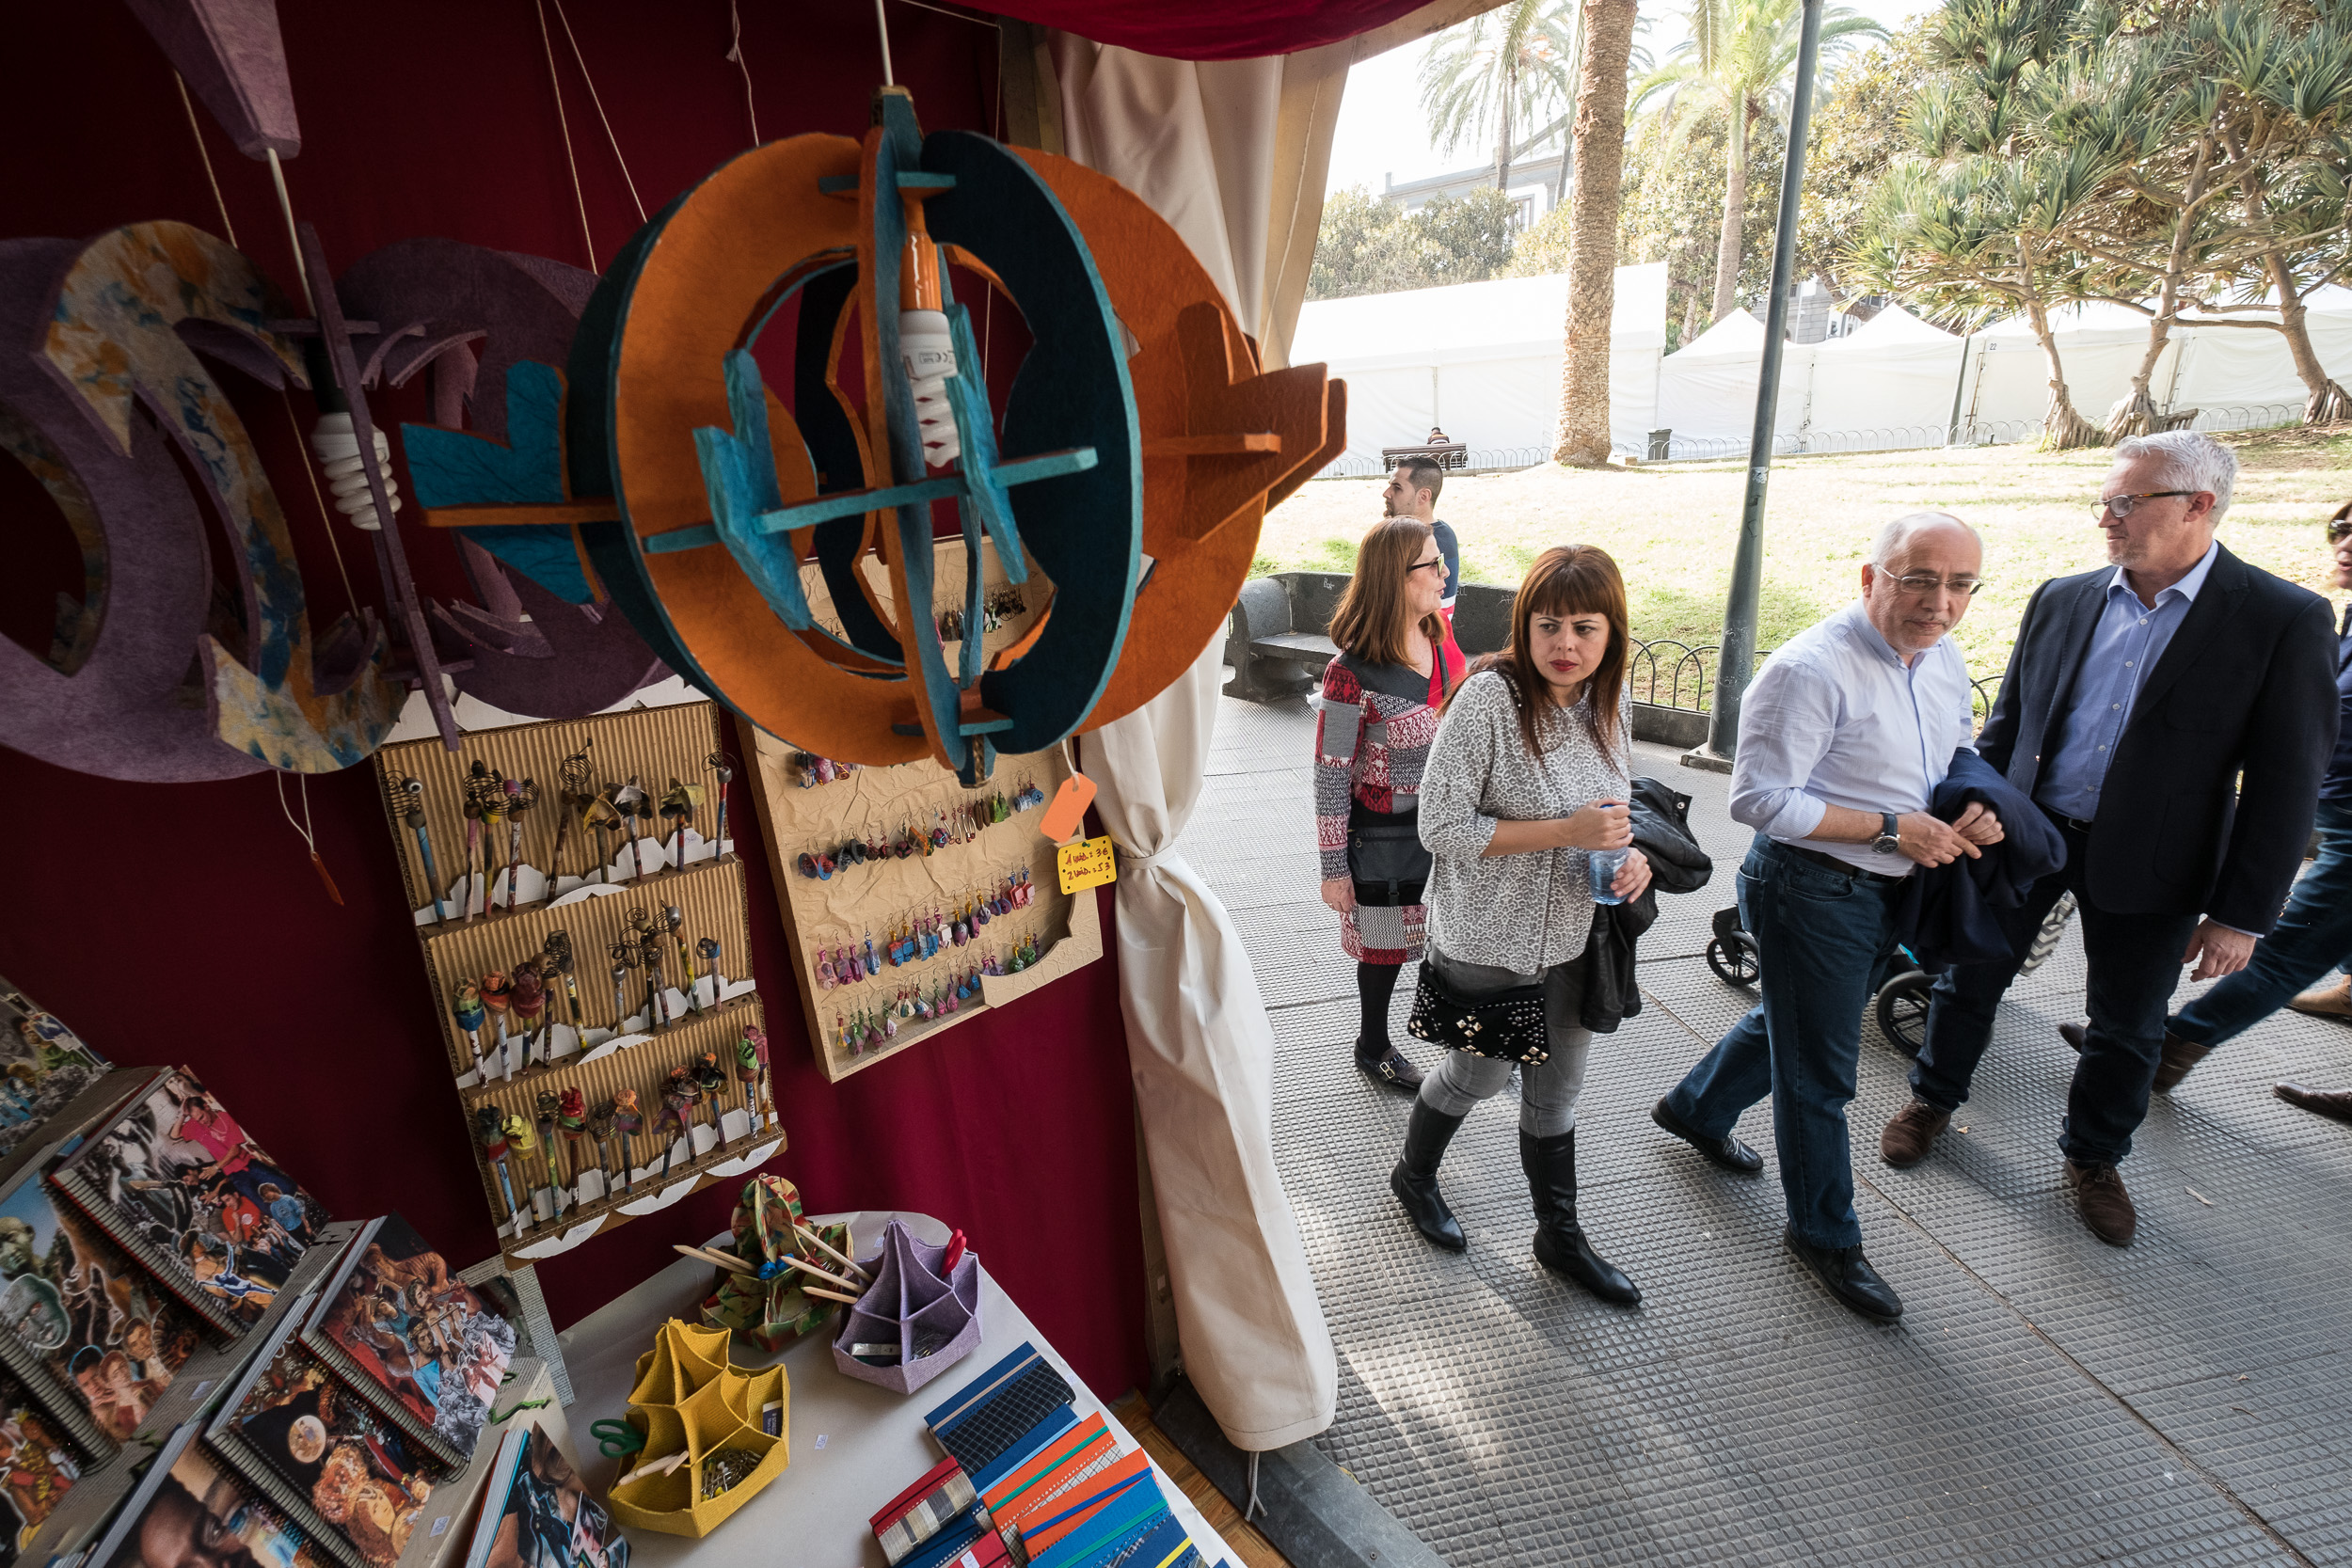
552, 744, 594, 879
544, 930, 587, 1030
534, 1091, 568, 1214
612, 1088, 644, 1188
606, 778, 648, 879
391, 775, 454, 922
665, 907, 696, 1005
503, 1112, 542, 1219
623, 775, 661, 874
558, 1087, 590, 1196
581, 789, 623, 882
476, 1106, 524, 1230
691, 1052, 729, 1136
610, 939, 639, 1032
500, 775, 542, 910
452, 982, 487, 1080
589, 1098, 618, 1187
697, 937, 723, 1011
660, 779, 702, 868
480, 971, 516, 1079
462, 761, 503, 916
511, 961, 548, 1072
707, 750, 736, 858
641, 930, 672, 1031
736, 1025, 765, 1128
657, 1069, 693, 1176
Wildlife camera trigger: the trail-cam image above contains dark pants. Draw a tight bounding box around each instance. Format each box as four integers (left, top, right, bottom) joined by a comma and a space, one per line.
1664, 835, 1899, 1250
1909, 812, 2199, 1166
2169, 798, 2352, 1048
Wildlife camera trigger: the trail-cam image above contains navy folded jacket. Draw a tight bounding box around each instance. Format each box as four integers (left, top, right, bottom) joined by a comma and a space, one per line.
1892, 749, 2068, 968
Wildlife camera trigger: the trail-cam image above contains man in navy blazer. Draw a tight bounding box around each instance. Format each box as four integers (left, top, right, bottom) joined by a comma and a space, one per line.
1879, 432, 2338, 1245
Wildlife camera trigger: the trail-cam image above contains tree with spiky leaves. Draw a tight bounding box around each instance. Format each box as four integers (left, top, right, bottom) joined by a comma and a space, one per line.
1633, 0, 1885, 326
1852, 0, 2122, 449
1420, 0, 1585, 196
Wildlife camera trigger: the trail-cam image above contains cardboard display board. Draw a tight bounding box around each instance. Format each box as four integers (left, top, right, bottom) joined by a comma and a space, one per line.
741, 542, 1103, 1083
376, 705, 780, 1267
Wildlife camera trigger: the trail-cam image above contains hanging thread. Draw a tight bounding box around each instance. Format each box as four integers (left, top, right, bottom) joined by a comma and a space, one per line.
264, 149, 314, 313
551, 0, 646, 222
874, 0, 895, 87
534, 0, 598, 269
174, 73, 239, 247
726, 0, 761, 146
276, 772, 346, 905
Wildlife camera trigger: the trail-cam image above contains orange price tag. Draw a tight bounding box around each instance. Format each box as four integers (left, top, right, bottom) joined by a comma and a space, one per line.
1056, 834, 1118, 895
1039, 771, 1097, 843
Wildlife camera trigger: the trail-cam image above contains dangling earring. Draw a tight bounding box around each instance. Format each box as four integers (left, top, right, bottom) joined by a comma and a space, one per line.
818, 946, 838, 990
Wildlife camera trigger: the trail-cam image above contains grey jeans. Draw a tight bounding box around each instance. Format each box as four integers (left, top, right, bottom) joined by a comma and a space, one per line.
1415, 945, 1595, 1136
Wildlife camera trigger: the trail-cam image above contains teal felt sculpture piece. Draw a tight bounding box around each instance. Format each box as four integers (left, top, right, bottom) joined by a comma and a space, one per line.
692, 349, 813, 630
403, 362, 599, 605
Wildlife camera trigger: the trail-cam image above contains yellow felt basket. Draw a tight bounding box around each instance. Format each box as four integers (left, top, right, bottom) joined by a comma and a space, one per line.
605, 1321, 791, 1538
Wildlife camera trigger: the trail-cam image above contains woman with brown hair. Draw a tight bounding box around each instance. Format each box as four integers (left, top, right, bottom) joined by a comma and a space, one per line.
1314, 516, 1469, 1090
1388, 545, 1650, 1306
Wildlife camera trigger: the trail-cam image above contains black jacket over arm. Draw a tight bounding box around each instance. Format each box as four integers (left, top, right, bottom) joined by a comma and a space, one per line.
1975, 543, 2337, 934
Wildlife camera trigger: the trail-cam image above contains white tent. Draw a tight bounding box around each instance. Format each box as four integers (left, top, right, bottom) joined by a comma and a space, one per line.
1804, 305, 1968, 449
1287, 262, 1671, 466
1652, 308, 1816, 453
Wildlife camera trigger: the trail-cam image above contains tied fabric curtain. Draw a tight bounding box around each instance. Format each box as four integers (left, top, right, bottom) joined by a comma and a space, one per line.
1086, 643, 1337, 1449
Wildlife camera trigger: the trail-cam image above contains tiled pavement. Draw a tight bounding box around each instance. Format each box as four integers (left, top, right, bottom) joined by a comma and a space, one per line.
1180, 693, 2352, 1567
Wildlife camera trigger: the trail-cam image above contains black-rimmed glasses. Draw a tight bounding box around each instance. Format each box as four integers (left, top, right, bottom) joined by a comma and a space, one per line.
2093, 490, 2195, 520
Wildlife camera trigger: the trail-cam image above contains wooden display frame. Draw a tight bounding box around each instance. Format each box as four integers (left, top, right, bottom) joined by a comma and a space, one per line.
376, 703, 782, 1266
742, 540, 1104, 1083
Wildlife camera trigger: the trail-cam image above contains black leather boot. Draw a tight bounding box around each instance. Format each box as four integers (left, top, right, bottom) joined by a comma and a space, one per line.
1520, 1130, 1641, 1306
1391, 1102, 1468, 1251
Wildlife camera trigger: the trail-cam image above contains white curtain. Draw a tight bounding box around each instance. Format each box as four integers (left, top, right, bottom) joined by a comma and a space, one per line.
1044, 40, 1341, 1449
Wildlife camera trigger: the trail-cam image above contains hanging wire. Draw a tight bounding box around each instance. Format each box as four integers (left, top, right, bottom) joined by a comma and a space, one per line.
726, 0, 761, 145
276, 772, 345, 904
174, 73, 239, 247
533, 0, 599, 269
551, 0, 647, 220
264, 149, 314, 313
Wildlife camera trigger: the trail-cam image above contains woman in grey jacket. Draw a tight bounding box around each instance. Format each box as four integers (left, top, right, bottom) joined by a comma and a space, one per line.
1391, 545, 1652, 1306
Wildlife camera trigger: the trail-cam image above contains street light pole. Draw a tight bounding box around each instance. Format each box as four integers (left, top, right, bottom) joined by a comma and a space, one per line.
1688, 0, 1828, 771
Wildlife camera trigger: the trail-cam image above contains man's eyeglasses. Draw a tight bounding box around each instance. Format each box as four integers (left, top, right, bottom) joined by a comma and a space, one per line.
2093, 490, 2194, 520
1890, 572, 1984, 596
1407, 557, 1446, 575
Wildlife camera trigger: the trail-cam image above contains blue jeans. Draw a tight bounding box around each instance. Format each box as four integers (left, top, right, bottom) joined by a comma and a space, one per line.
1664, 835, 1899, 1250
1909, 813, 2199, 1166
2171, 797, 2352, 1048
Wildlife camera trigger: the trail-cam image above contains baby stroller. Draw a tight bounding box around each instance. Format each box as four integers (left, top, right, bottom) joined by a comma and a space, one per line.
1705, 892, 2078, 1055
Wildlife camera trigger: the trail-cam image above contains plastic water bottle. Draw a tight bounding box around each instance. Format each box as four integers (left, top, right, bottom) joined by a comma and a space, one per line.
1588, 800, 1629, 905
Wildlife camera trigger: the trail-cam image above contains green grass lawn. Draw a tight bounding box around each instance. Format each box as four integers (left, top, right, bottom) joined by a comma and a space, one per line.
1258, 427, 2352, 684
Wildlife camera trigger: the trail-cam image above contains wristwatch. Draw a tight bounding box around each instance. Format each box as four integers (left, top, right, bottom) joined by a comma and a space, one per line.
1869, 813, 1901, 856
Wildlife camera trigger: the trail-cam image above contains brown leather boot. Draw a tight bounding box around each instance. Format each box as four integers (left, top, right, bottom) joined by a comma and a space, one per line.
2063, 1160, 2137, 1246
2288, 974, 2352, 1018
2151, 1032, 2211, 1094
2275, 1082, 2352, 1124
1879, 1100, 1951, 1168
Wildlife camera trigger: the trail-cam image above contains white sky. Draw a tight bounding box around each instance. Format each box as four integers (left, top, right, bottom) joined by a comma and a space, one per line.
1325, 0, 1942, 198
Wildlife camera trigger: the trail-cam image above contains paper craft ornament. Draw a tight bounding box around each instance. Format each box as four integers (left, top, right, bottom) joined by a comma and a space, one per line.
830, 1217, 981, 1395
698, 1176, 850, 1352
604, 1319, 788, 1539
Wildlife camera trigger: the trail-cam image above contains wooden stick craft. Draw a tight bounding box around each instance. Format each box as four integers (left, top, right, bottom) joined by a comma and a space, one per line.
616, 1450, 689, 1487
589, 1099, 618, 1186
611, 1088, 644, 1188
392, 775, 454, 921
793, 1223, 869, 1282
553, 744, 592, 879
801, 1286, 862, 1306
452, 982, 486, 1081
475, 1105, 521, 1228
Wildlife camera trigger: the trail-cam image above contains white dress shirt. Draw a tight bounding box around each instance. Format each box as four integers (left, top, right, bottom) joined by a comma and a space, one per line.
1729, 599, 1979, 877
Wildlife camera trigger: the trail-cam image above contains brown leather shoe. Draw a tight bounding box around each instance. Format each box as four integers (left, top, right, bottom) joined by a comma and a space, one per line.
2288, 974, 2352, 1018
1879, 1100, 1951, 1167
2151, 1032, 2210, 1094
2275, 1082, 2352, 1124
2058, 1023, 2207, 1093
2064, 1160, 2137, 1246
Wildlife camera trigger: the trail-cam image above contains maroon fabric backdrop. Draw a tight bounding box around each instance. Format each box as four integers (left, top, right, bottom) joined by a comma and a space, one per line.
992, 0, 1429, 59
0, 0, 1149, 1399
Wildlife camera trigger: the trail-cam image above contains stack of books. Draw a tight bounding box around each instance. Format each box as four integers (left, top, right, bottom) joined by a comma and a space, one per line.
866, 1344, 1223, 1568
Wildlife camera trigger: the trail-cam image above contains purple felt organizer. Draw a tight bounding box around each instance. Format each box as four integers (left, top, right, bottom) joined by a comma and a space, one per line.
830, 1219, 981, 1396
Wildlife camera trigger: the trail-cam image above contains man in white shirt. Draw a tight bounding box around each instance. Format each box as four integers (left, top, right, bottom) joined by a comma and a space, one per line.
1653, 512, 1999, 1321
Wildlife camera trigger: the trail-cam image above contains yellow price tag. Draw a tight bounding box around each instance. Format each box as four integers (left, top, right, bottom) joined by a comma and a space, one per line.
1057, 834, 1118, 895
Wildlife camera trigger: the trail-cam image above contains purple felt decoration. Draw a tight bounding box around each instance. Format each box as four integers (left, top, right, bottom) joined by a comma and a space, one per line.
336, 239, 667, 718
830, 1218, 982, 1396
123, 0, 300, 160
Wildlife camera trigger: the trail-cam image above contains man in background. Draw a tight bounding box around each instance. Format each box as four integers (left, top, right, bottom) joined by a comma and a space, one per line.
1382, 456, 1461, 643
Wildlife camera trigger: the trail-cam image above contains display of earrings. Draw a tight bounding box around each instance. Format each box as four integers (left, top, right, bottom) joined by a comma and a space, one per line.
791, 779, 1045, 880
934, 585, 1027, 644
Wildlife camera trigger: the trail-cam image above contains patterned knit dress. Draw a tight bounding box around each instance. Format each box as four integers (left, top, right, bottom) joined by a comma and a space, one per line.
1314, 645, 1467, 964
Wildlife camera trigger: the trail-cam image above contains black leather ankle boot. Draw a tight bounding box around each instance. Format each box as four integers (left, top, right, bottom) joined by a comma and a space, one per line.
1521, 1129, 1640, 1305
1391, 1101, 1468, 1251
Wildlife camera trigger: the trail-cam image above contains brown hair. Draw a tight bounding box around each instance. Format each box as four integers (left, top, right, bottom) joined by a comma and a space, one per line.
1462, 545, 1629, 762
1327, 517, 1445, 669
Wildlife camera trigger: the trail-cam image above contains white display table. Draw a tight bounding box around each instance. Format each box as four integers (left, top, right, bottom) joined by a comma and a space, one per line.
557, 1211, 1238, 1568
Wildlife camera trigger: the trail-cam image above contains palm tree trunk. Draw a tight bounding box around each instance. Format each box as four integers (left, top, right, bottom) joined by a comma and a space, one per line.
1553, 0, 1639, 467
1710, 99, 1751, 325
1496, 56, 1518, 191
2018, 241, 2101, 450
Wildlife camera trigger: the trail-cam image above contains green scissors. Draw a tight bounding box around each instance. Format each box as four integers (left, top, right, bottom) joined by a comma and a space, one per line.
590, 1418, 645, 1458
